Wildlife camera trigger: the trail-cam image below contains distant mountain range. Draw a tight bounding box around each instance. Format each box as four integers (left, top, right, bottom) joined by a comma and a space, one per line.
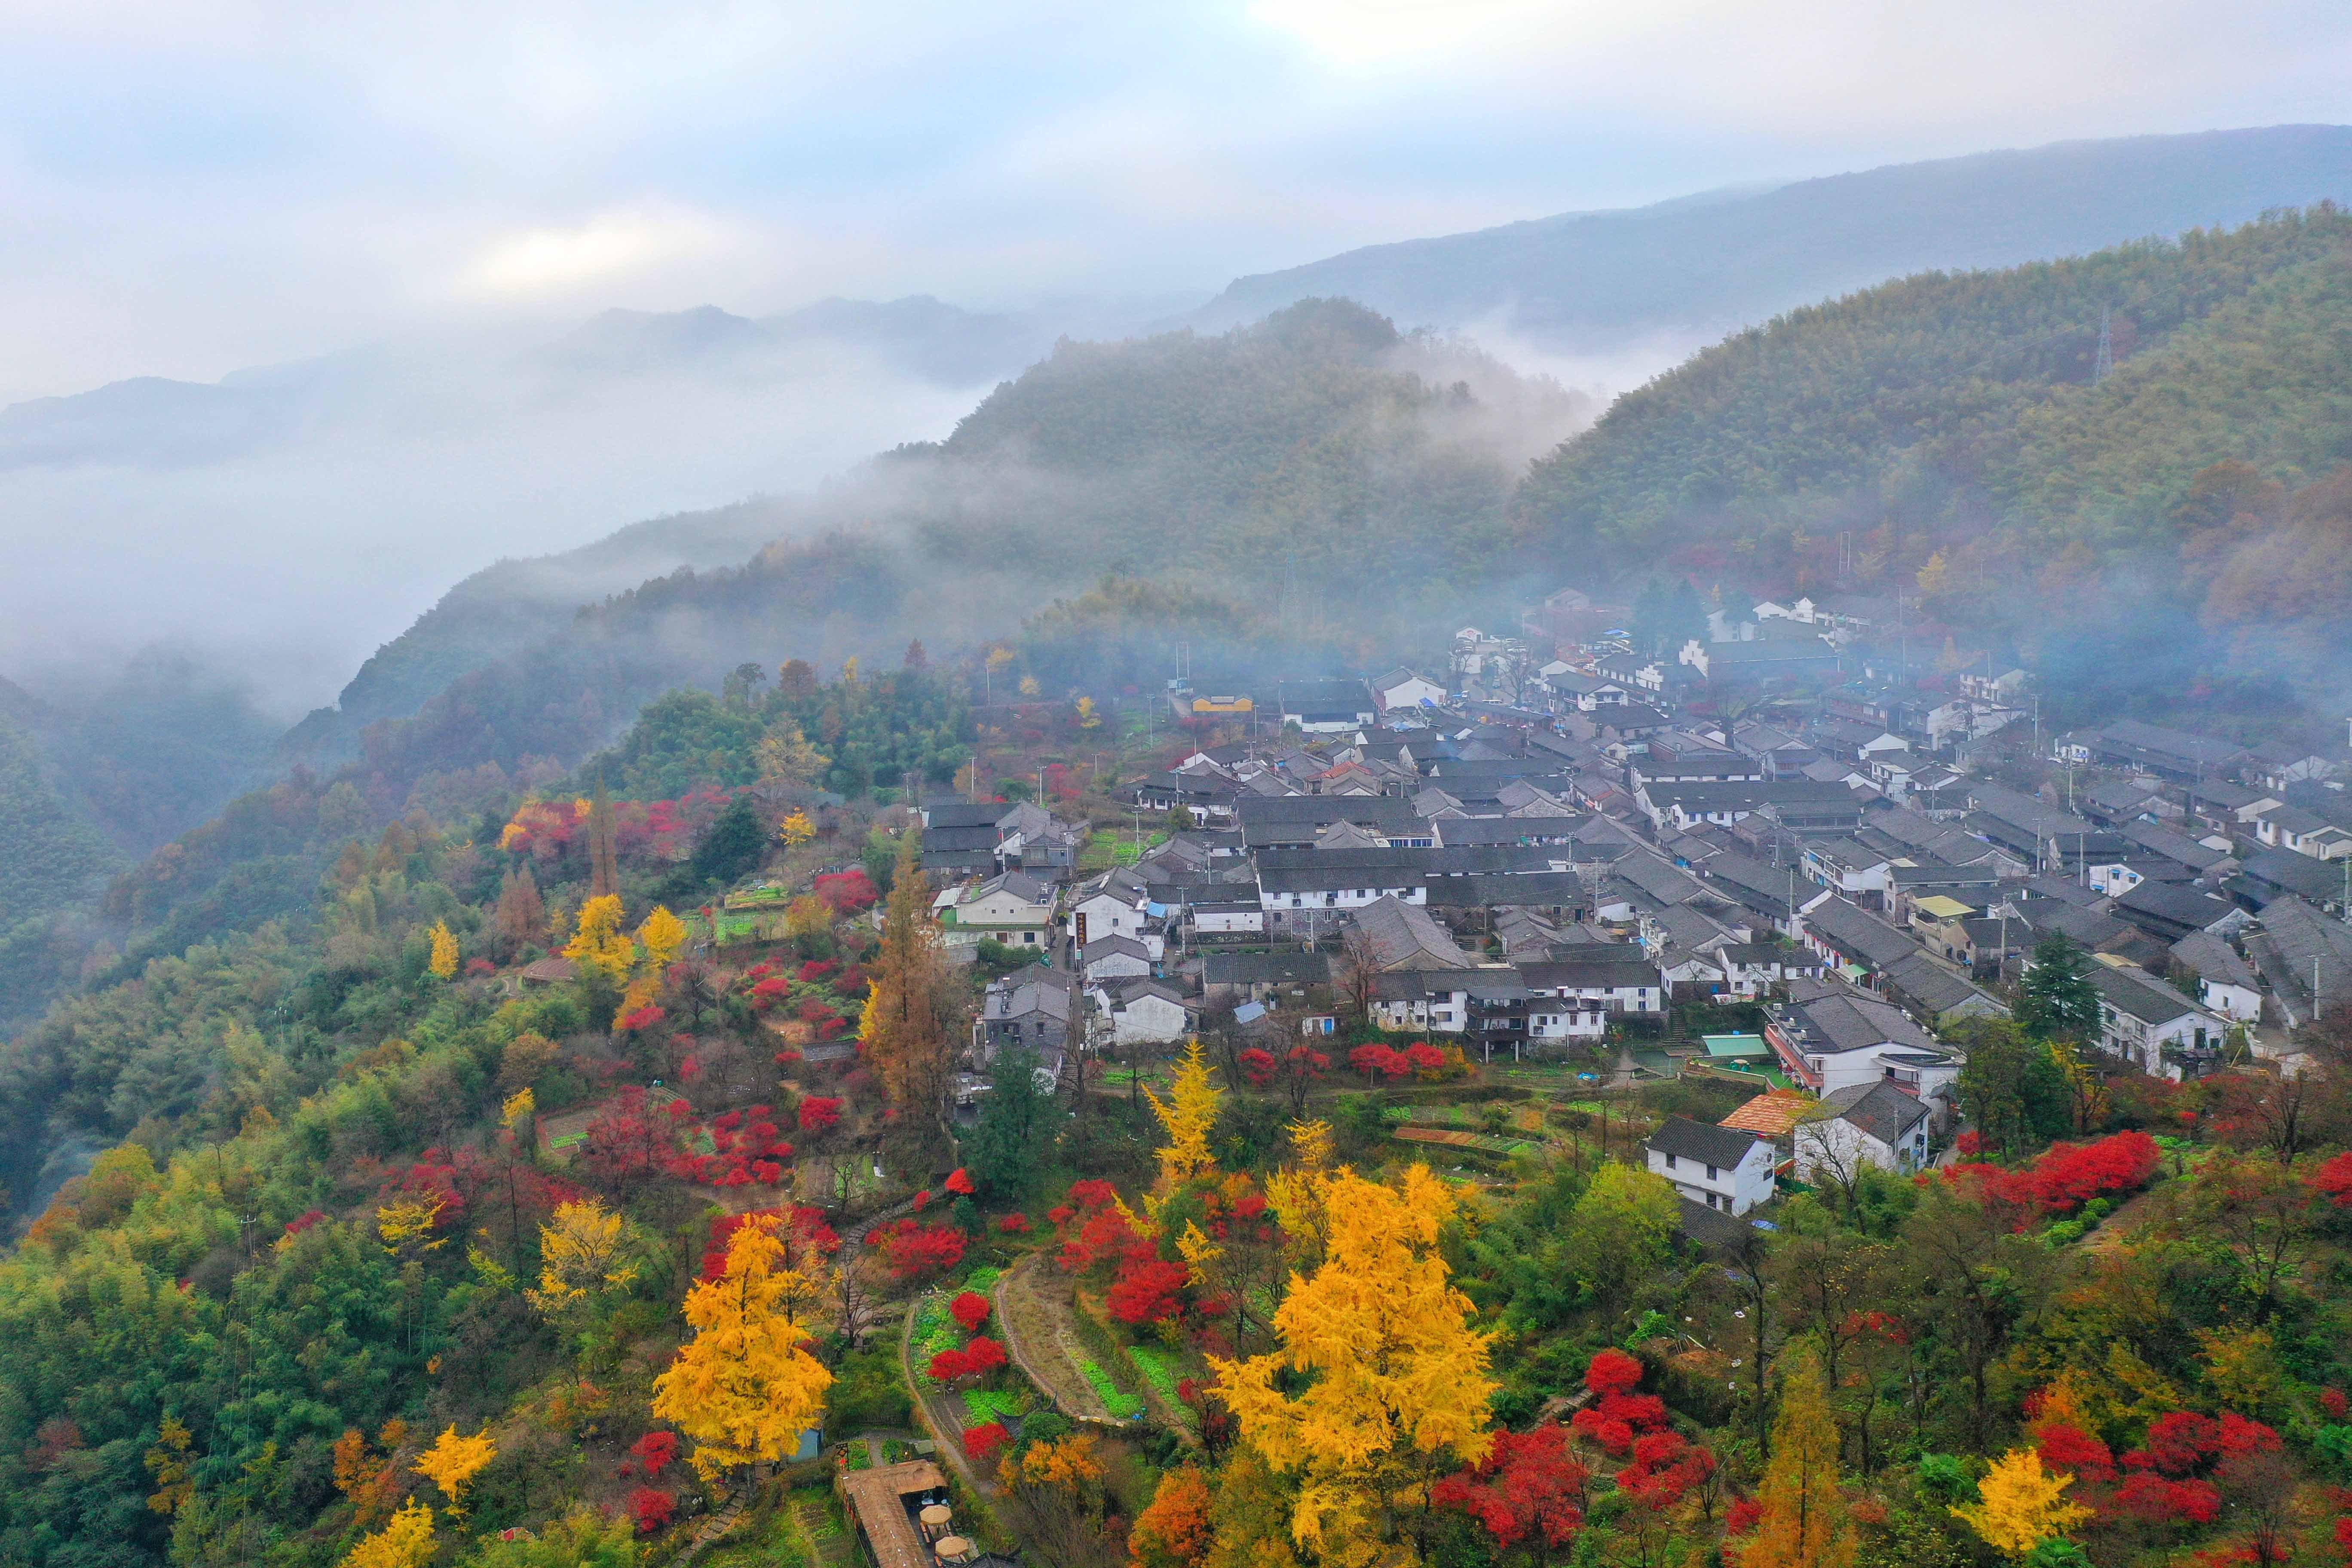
0, 296, 1062, 474
1194, 125, 2352, 354
548, 296, 1061, 386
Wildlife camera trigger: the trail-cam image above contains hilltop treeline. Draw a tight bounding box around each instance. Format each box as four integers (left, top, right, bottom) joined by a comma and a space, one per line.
1516, 205, 2352, 688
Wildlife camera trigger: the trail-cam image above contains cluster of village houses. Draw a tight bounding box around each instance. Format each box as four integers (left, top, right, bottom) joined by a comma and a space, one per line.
913, 588, 2352, 1229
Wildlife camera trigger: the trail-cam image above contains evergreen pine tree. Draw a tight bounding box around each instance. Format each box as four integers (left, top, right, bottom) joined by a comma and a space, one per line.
968, 1043, 1061, 1199
691, 794, 766, 887
2015, 934, 2100, 1042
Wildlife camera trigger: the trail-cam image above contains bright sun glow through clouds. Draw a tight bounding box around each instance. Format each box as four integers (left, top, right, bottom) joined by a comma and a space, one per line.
462, 208, 735, 297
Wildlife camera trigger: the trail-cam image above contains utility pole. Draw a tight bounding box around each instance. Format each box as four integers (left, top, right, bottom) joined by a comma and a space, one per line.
2093, 305, 2114, 386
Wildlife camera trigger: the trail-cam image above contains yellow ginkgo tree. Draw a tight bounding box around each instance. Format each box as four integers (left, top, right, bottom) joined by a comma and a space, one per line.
526, 1199, 638, 1320
1144, 1039, 1222, 1197
1210, 1165, 1495, 1567
426, 921, 459, 980
564, 895, 635, 982
337, 1497, 435, 1568
636, 905, 687, 969
1953, 1449, 2092, 1558
412, 1424, 496, 1520
652, 1211, 833, 1482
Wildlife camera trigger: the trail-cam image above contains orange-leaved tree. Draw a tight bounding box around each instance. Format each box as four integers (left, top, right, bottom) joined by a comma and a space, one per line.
857, 830, 958, 1169
1128, 1465, 1214, 1568
652, 1210, 833, 1482
1745, 1348, 1854, 1568
1210, 1165, 1495, 1567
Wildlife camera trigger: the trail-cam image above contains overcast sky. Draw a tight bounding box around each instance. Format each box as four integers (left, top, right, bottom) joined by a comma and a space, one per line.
4, 0, 2350, 404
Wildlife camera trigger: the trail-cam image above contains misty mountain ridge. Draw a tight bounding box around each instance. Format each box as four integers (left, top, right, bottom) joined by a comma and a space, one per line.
1197, 124, 2352, 357
550, 295, 1066, 386
291, 299, 1587, 784
336, 204, 2352, 812
0, 295, 1062, 474
1516, 202, 2352, 704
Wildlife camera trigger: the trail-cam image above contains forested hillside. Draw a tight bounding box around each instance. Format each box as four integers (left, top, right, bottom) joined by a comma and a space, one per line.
283, 497, 823, 765
294, 300, 1581, 793
1515, 205, 2352, 690
0, 708, 116, 1029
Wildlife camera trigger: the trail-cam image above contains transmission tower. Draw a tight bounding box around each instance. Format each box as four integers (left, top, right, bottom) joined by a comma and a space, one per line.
2093, 304, 2113, 386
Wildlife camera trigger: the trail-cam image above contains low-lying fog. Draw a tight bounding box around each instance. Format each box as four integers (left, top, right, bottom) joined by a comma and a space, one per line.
0, 300, 1641, 723
0, 322, 1019, 717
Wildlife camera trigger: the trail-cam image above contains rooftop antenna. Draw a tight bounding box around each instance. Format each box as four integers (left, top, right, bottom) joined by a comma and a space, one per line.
2093, 305, 2114, 386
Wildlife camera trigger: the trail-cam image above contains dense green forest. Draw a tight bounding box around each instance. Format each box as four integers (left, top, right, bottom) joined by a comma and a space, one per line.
1514, 206, 2352, 688
0, 710, 117, 1031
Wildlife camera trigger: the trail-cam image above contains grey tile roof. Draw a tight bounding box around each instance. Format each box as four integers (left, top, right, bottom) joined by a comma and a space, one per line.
2113, 881, 2239, 936
1202, 951, 1332, 987
2085, 962, 2208, 1026
2170, 931, 2254, 989
1351, 896, 1473, 971
1803, 897, 1923, 968
1818, 1080, 1929, 1145
1518, 954, 1663, 991
1648, 1116, 1770, 1169
1675, 1198, 1755, 1252
1780, 986, 1942, 1054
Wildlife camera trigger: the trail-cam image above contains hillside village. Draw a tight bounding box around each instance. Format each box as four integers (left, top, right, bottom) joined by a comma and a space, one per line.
918, 588, 2352, 1220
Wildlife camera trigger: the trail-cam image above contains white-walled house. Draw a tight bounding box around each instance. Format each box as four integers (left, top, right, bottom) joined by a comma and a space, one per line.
1189, 897, 1265, 936
1763, 982, 1963, 1115
1080, 934, 1154, 982
2085, 962, 2226, 1080
1093, 978, 1194, 1046
2169, 933, 2263, 1024
943, 872, 1057, 947
1067, 870, 1151, 945
1372, 668, 1447, 712
1795, 1080, 1932, 1185
1645, 1118, 1777, 1215
1519, 956, 1666, 1040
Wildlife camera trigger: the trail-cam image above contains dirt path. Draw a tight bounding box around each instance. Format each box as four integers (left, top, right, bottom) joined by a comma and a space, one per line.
994, 1254, 1120, 1423
2079, 1182, 2164, 1255
899, 1300, 1002, 1501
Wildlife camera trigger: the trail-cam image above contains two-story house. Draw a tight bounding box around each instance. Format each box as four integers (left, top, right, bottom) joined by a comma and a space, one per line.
1519, 955, 1666, 1041
1645, 1118, 1777, 1215
2084, 961, 2226, 1080
1795, 1080, 1932, 1184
